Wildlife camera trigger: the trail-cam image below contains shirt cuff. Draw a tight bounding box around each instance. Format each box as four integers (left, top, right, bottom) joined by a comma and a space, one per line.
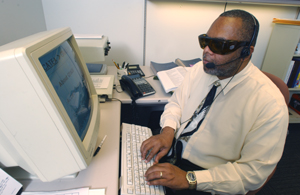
194, 170, 213, 192
161, 120, 177, 133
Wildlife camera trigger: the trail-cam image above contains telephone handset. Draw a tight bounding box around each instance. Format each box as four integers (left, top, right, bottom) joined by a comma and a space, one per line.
119, 74, 155, 100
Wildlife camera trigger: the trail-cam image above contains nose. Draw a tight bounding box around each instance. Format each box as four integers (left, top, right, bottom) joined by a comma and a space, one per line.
203, 45, 214, 54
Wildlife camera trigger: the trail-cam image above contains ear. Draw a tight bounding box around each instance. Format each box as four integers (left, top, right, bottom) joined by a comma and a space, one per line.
249, 46, 254, 56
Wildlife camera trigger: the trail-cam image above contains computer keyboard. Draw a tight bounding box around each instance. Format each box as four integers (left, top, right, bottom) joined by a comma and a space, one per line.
120, 123, 165, 195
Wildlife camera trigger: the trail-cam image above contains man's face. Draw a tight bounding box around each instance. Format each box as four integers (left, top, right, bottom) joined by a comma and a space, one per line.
202, 17, 245, 79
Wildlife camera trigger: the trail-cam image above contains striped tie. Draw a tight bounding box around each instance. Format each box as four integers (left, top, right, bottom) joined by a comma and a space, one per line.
169, 81, 220, 165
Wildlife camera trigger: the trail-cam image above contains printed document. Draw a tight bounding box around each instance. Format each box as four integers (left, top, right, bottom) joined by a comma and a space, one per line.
157, 66, 190, 93
92, 76, 110, 89
21, 187, 105, 195
0, 168, 22, 195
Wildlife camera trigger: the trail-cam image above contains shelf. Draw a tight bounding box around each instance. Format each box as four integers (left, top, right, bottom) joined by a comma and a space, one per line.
273, 18, 300, 26
293, 54, 300, 58
289, 88, 300, 92
289, 108, 300, 124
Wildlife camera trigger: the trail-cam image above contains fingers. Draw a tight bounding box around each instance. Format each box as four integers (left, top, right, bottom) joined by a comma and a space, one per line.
141, 136, 161, 162
141, 127, 175, 162
144, 164, 166, 185
145, 163, 189, 190
146, 171, 166, 186
154, 150, 166, 164
140, 137, 155, 160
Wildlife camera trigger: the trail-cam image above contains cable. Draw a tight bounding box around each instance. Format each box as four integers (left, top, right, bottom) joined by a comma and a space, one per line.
144, 75, 155, 79
180, 58, 245, 126
224, 2, 227, 12
110, 98, 122, 104
114, 85, 123, 93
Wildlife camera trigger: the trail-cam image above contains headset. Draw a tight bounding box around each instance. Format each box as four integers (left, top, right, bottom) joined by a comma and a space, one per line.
205, 14, 259, 69
240, 14, 258, 59
180, 14, 259, 136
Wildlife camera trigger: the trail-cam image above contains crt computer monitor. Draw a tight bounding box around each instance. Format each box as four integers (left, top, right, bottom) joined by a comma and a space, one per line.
0, 27, 100, 182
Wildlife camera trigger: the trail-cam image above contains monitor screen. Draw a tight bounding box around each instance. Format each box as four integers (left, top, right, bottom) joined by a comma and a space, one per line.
39, 41, 91, 141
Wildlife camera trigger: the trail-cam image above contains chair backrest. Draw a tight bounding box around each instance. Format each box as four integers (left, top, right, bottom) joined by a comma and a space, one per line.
262, 71, 290, 105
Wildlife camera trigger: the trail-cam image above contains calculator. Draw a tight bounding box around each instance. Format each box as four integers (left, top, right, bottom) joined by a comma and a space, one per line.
127, 65, 145, 76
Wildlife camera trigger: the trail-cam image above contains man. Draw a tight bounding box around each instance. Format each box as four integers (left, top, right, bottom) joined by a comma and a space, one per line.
140, 10, 288, 194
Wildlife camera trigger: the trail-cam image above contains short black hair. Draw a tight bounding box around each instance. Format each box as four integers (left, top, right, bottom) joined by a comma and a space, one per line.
220, 9, 259, 47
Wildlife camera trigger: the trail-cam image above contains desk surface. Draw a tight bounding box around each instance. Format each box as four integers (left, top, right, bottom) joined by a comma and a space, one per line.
109, 65, 171, 104
21, 101, 121, 195
21, 66, 169, 195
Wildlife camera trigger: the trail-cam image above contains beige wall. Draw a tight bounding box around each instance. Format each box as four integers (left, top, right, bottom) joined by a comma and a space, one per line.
0, 0, 46, 46
145, 2, 298, 68
41, 0, 299, 69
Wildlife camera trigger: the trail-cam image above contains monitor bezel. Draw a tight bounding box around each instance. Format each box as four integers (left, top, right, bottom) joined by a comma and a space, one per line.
26, 29, 99, 161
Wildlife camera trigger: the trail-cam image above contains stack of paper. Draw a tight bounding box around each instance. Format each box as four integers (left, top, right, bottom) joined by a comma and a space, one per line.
22, 187, 105, 195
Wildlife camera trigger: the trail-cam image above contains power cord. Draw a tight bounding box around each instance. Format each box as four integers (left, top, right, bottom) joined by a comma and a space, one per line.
114, 84, 123, 93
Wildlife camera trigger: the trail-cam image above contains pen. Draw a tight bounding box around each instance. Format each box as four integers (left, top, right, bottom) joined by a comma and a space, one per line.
122, 61, 126, 68
124, 62, 129, 69
93, 135, 107, 156
112, 59, 120, 69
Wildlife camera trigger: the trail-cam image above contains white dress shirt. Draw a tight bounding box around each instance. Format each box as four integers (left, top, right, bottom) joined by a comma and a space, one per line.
160, 61, 289, 194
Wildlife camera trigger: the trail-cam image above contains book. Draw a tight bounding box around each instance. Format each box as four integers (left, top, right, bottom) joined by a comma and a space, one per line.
175, 58, 201, 67
289, 94, 300, 115
150, 58, 201, 93
150, 58, 202, 75
150, 61, 178, 75
287, 58, 300, 88
294, 69, 300, 88
284, 60, 295, 84
157, 66, 191, 93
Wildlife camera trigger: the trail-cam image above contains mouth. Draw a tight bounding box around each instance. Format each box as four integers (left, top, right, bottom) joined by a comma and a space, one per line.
203, 58, 211, 65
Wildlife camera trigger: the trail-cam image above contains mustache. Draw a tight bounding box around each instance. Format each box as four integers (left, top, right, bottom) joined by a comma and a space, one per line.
203, 53, 212, 63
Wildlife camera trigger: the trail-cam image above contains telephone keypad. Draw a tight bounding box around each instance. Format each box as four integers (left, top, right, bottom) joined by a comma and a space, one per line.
133, 77, 155, 96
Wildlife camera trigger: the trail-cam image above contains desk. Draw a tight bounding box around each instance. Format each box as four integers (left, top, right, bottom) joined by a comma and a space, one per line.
111, 65, 170, 131
20, 101, 121, 195
20, 65, 169, 195
108, 65, 172, 104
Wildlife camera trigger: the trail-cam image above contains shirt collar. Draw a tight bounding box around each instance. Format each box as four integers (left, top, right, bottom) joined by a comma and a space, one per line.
220, 61, 253, 95
207, 61, 254, 95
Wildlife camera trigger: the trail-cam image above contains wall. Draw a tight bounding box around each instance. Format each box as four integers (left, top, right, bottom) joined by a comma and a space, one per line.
145, 2, 298, 68
42, 0, 145, 67
41, 1, 299, 69
0, 0, 46, 46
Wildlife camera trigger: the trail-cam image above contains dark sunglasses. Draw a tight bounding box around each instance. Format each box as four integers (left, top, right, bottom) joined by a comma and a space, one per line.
198, 34, 250, 55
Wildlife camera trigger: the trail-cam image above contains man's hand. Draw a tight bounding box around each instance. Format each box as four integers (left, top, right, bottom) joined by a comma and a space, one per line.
144, 163, 189, 190
140, 127, 174, 164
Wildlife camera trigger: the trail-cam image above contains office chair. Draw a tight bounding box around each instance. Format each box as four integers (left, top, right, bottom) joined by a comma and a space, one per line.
246, 71, 289, 195
262, 71, 290, 105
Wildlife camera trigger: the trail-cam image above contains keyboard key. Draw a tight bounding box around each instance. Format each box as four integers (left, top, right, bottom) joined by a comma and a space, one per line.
127, 188, 133, 194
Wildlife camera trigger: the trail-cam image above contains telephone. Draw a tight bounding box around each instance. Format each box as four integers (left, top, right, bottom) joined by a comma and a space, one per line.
127, 64, 145, 76
119, 74, 155, 100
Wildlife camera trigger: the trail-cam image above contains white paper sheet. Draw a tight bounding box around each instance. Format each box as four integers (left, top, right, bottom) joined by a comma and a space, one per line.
0, 168, 22, 195
91, 77, 110, 89
21, 187, 105, 195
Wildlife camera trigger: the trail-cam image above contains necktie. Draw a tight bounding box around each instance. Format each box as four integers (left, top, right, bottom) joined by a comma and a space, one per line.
181, 81, 220, 137
169, 81, 220, 165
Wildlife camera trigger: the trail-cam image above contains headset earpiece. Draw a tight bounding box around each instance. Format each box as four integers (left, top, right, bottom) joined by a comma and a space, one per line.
240, 15, 257, 59
240, 46, 250, 58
